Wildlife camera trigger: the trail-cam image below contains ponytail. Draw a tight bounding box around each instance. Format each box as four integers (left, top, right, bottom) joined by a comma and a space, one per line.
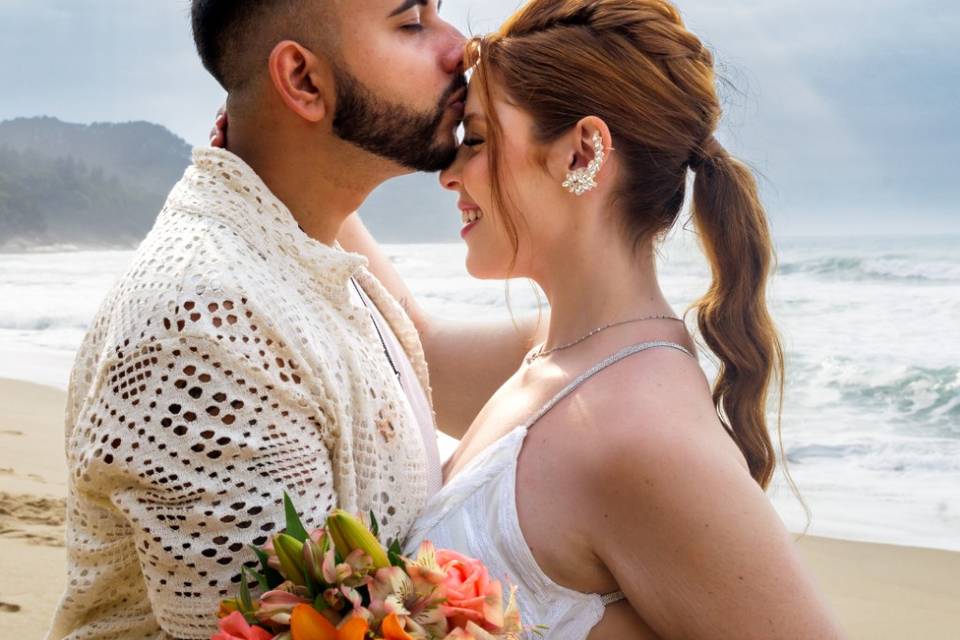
690, 141, 784, 489
465, 0, 789, 491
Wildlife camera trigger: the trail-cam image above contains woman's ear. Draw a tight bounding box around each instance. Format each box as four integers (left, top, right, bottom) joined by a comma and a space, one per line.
549, 116, 613, 195
267, 40, 333, 123
568, 117, 612, 173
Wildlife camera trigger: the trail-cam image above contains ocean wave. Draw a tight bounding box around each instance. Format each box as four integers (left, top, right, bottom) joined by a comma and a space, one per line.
786, 443, 872, 463
0, 315, 91, 332
777, 255, 960, 283
786, 439, 960, 473
834, 365, 960, 435
800, 356, 960, 439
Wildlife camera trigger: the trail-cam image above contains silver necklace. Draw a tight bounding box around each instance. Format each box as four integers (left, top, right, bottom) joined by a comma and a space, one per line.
526, 315, 684, 364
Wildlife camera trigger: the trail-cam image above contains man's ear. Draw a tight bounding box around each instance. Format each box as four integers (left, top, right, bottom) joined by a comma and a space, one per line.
267, 40, 333, 123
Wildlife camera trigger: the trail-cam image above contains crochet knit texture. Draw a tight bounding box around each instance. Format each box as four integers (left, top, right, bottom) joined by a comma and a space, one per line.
46, 148, 434, 639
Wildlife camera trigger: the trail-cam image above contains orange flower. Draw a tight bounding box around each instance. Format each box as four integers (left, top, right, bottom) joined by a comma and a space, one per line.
381, 613, 415, 640
339, 616, 370, 640
290, 604, 369, 640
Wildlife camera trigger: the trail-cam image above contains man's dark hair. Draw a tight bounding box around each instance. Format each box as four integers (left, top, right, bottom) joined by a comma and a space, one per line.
191, 0, 329, 92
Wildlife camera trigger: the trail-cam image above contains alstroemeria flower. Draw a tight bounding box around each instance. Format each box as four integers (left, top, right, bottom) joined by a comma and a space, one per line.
254, 589, 310, 626
405, 541, 448, 588
369, 566, 448, 638
322, 547, 375, 588
212, 611, 273, 640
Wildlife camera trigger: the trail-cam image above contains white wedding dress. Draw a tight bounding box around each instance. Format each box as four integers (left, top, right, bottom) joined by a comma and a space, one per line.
404, 341, 695, 639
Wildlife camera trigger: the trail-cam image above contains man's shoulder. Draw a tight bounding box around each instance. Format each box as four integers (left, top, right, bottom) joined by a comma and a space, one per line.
85, 219, 300, 361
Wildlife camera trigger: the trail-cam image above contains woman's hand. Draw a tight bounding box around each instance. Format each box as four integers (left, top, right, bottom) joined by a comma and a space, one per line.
209, 105, 228, 148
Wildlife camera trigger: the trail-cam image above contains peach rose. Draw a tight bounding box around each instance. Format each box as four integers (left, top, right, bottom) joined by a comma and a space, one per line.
435, 549, 504, 631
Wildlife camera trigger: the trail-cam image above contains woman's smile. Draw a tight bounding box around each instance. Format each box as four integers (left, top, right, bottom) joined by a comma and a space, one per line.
459, 201, 484, 238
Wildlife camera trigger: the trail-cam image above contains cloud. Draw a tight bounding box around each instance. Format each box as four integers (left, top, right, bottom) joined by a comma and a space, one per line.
0, 0, 956, 235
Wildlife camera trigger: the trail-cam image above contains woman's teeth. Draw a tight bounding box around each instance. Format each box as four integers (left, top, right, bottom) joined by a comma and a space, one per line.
461, 209, 484, 224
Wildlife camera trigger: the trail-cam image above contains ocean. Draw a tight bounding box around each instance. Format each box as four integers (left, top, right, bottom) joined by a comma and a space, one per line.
1, 234, 957, 551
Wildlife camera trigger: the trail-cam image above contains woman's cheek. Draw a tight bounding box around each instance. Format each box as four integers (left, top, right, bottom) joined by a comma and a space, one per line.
463, 154, 489, 204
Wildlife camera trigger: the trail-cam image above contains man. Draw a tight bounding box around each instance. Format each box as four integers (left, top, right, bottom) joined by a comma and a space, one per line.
46, 1, 539, 638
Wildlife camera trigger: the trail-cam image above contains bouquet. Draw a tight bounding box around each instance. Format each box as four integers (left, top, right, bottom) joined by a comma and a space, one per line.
212, 493, 535, 640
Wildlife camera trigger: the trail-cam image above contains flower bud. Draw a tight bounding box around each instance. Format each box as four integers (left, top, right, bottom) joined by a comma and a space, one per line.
273, 533, 307, 586
303, 537, 326, 586
326, 510, 389, 569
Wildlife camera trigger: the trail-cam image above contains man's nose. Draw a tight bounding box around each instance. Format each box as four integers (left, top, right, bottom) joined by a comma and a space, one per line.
439, 24, 467, 75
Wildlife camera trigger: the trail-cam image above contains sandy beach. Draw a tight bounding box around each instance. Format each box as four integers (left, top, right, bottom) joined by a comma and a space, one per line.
1, 377, 958, 639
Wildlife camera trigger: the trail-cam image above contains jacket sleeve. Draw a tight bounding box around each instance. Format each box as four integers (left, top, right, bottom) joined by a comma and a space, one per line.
70, 335, 337, 638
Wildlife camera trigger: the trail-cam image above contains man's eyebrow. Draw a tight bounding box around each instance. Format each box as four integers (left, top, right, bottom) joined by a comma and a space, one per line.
389, 0, 428, 18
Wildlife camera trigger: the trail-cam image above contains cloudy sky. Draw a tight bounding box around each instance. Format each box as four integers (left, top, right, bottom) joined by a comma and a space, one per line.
1, 0, 957, 236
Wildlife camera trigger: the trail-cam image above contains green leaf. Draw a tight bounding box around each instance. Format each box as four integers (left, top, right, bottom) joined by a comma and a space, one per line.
283, 491, 310, 543
304, 564, 320, 600
250, 545, 285, 588
369, 509, 380, 538
387, 539, 405, 568
238, 568, 254, 613
251, 545, 269, 570
249, 568, 269, 592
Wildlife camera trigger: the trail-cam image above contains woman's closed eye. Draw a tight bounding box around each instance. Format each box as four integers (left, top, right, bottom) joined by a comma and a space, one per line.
462, 136, 485, 147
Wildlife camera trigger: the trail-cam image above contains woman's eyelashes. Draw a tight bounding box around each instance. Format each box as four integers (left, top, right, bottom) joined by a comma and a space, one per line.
461, 136, 485, 148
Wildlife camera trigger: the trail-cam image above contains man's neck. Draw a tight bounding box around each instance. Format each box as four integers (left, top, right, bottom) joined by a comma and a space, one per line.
227, 121, 399, 246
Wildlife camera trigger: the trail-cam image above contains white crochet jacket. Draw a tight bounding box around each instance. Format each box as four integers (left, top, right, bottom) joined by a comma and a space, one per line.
47, 148, 435, 639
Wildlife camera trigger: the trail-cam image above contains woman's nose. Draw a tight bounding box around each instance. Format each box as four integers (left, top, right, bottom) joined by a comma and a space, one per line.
439, 154, 464, 192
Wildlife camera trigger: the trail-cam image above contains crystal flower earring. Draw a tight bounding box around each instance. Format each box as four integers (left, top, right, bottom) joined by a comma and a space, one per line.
562, 132, 606, 196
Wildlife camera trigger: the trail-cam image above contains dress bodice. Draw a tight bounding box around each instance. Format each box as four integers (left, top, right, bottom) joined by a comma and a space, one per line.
403, 341, 694, 639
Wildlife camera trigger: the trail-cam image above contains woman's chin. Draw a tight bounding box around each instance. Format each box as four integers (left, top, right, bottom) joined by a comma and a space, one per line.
464, 253, 511, 281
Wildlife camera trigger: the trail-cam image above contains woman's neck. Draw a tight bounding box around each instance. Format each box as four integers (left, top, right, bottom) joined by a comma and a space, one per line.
533, 236, 676, 353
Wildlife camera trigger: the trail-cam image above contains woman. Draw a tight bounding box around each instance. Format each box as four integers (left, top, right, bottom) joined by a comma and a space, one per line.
390, 1, 844, 638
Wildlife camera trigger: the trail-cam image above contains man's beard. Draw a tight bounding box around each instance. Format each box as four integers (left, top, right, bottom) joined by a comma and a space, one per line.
332, 67, 466, 173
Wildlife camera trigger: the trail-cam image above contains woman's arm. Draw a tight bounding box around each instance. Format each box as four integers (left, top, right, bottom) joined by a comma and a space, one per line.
584, 350, 845, 639
338, 213, 547, 439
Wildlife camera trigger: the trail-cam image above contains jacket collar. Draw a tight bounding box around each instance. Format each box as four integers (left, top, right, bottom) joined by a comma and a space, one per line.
184, 147, 368, 294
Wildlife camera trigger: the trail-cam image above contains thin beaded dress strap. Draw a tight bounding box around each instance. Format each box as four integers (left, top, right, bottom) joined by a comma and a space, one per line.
519, 341, 694, 609
521, 341, 695, 433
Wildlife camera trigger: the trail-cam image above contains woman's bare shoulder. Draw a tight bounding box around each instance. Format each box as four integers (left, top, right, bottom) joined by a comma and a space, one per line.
558, 348, 841, 638
570, 344, 746, 470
